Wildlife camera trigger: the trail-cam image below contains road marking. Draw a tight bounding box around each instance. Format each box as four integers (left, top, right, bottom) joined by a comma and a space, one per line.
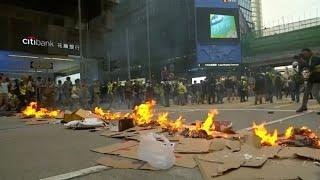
165, 108, 297, 112
274, 103, 293, 109
40, 165, 110, 180
239, 112, 312, 131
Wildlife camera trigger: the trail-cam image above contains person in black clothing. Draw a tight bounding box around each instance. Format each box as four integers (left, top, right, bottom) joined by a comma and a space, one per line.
200, 80, 207, 104
224, 77, 234, 103
274, 74, 282, 100
265, 71, 274, 104
207, 76, 216, 104
163, 82, 171, 107
254, 73, 265, 105
296, 48, 320, 112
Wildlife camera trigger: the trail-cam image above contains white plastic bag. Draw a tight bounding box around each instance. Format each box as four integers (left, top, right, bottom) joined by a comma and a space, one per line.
138, 133, 175, 169
64, 118, 105, 129
81, 118, 104, 127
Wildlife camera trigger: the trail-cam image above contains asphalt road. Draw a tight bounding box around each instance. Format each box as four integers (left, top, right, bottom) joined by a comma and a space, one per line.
0, 98, 319, 180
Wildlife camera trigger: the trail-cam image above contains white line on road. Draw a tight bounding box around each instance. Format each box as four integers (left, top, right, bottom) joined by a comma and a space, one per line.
239, 112, 312, 131
40, 165, 110, 180
163, 108, 298, 112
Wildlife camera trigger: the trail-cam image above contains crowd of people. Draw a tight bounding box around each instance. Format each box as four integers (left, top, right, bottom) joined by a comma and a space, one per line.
0, 48, 318, 112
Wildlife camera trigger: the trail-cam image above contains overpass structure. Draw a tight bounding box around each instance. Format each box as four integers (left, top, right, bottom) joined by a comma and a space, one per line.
242, 17, 320, 67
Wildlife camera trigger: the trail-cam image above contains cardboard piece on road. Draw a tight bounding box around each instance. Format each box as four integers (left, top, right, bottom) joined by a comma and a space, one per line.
125, 126, 154, 132
197, 150, 245, 165
276, 146, 301, 159
174, 154, 197, 168
196, 150, 245, 176
112, 131, 139, 138
125, 135, 140, 142
259, 146, 282, 158
295, 147, 320, 161
91, 141, 138, 155
75, 109, 96, 119
175, 138, 211, 153
195, 158, 220, 180
137, 128, 162, 135
63, 109, 96, 123
96, 156, 157, 170
238, 144, 271, 167
109, 119, 134, 132
26, 120, 50, 125
195, 157, 243, 179
100, 130, 123, 137
116, 145, 139, 160
225, 139, 241, 152
208, 159, 313, 180
210, 139, 226, 151
166, 135, 183, 142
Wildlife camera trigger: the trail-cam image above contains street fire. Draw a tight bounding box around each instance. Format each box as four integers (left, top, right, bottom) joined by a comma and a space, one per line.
181, 110, 220, 138
252, 122, 278, 146
200, 110, 218, 136
22, 102, 60, 119
252, 123, 320, 148
157, 112, 185, 133
293, 126, 320, 148
94, 107, 129, 121
132, 100, 156, 126
284, 126, 294, 139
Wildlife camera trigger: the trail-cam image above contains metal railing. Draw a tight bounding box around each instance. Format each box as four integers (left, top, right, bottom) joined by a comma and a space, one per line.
252, 17, 320, 37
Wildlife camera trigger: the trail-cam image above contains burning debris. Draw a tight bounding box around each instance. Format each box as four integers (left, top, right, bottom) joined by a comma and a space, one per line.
22, 102, 60, 119
252, 122, 278, 146
253, 122, 320, 149
157, 112, 185, 134
94, 107, 130, 121
180, 110, 233, 139
131, 100, 156, 126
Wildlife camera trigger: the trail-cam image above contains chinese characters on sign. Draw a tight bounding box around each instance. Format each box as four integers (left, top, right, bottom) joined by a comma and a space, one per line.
56, 42, 80, 51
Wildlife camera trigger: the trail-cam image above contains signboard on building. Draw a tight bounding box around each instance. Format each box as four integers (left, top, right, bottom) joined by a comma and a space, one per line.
0, 17, 80, 56
195, 0, 241, 64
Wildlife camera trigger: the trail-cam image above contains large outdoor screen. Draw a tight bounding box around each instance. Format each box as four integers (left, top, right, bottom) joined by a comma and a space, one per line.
195, 0, 241, 64
210, 14, 238, 39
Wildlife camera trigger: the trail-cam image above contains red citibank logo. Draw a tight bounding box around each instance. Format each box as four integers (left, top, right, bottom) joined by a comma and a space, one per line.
22, 35, 54, 47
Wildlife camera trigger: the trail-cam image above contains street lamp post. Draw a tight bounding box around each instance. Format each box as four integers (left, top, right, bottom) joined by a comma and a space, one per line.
146, 0, 151, 80
126, 28, 131, 80
78, 0, 84, 79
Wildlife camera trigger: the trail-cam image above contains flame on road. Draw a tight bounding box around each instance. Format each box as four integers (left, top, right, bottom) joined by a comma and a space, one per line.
94, 107, 129, 120
132, 100, 156, 126
22, 102, 59, 119
252, 122, 278, 146
201, 110, 218, 136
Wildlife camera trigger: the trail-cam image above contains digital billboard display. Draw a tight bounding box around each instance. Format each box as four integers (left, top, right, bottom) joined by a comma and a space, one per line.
195, 0, 241, 64
210, 14, 238, 39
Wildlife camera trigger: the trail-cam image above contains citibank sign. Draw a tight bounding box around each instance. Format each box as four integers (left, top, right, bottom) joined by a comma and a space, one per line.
21, 35, 79, 51
22, 36, 54, 47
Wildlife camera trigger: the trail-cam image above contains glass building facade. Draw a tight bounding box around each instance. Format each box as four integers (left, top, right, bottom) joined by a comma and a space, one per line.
238, 0, 254, 29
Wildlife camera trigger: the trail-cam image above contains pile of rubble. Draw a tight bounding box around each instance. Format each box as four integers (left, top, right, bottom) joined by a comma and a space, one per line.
17, 101, 320, 179
92, 126, 320, 179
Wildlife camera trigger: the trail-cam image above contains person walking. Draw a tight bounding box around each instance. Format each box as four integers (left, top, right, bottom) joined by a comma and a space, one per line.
296, 48, 320, 112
